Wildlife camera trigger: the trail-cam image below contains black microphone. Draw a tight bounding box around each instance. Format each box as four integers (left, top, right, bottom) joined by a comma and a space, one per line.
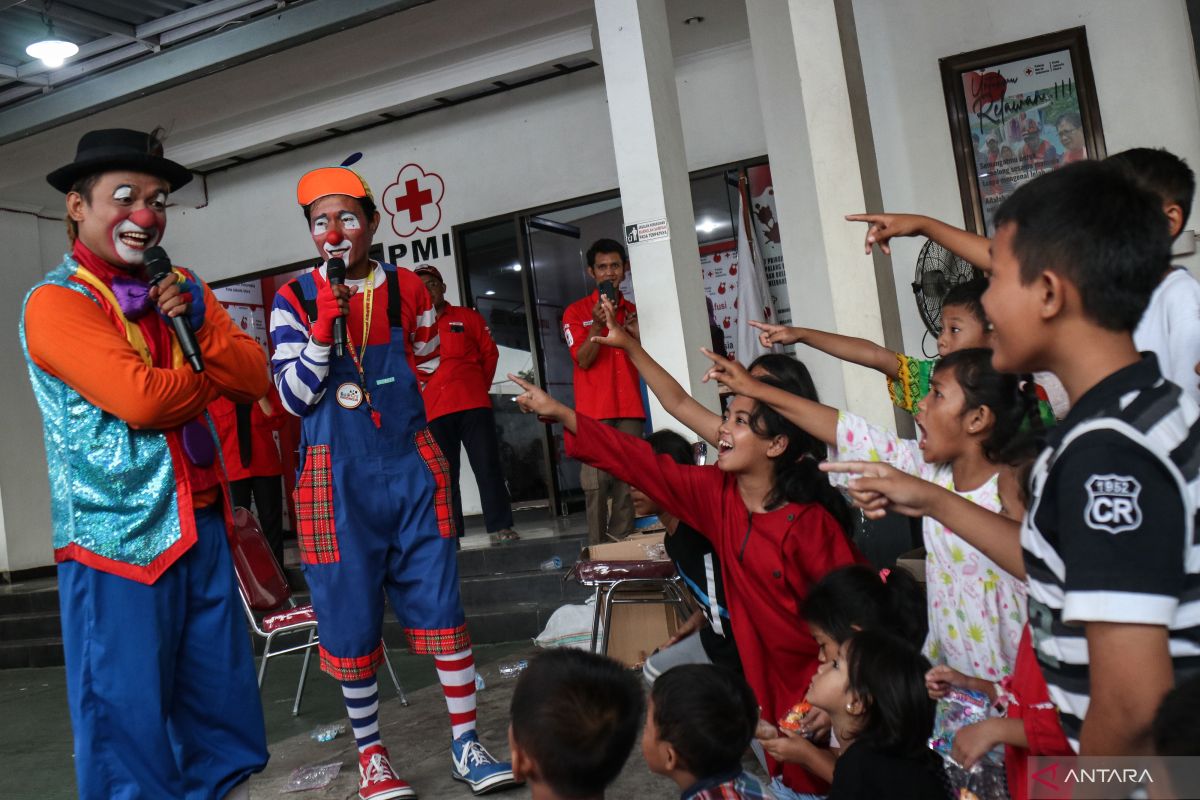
326, 257, 347, 358
144, 246, 204, 373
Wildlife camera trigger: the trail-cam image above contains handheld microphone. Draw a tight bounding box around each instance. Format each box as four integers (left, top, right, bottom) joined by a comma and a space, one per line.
326, 256, 348, 358
144, 246, 204, 373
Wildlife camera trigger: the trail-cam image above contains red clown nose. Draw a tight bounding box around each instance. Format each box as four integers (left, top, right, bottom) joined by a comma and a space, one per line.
129, 208, 158, 228
326, 230, 344, 246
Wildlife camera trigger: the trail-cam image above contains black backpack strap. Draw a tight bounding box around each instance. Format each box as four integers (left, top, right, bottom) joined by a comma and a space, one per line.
285, 276, 318, 324
384, 267, 403, 329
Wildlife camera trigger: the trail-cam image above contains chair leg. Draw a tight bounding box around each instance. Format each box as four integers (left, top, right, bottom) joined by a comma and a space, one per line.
293, 629, 315, 716
257, 632, 275, 689
600, 583, 620, 657
589, 586, 604, 653
381, 645, 408, 707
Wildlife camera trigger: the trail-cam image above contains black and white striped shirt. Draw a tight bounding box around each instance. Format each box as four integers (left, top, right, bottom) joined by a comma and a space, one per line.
1021, 355, 1200, 752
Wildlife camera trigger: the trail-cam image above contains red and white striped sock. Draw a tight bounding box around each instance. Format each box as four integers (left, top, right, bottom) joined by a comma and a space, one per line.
435, 648, 477, 740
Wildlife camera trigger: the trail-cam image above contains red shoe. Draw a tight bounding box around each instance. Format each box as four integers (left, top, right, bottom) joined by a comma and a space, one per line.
358, 745, 417, 800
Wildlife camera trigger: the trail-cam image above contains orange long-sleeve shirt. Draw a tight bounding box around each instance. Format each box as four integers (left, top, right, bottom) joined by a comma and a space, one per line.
25, 247, 270, 503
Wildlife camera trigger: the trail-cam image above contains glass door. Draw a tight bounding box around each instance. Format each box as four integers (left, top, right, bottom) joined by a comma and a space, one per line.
523, 216, 593, 514
457, 220, 554, 511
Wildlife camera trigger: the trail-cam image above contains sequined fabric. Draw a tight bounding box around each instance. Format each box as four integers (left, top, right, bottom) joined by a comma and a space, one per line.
20, 256, 184, 578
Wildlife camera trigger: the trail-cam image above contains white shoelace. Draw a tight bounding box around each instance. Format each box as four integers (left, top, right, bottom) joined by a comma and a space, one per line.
363, 753, 397, 783
460, 740, 494, 769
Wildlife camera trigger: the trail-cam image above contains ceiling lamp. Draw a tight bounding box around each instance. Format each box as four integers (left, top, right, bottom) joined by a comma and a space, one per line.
26, 16, 78, 69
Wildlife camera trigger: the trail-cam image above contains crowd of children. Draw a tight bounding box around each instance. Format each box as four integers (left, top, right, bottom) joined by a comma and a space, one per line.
501, 147, 1199, 800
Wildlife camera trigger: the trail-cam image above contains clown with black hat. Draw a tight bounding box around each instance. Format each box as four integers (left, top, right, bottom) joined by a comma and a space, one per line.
20, 129, 270, 799
269, 160, 518, 798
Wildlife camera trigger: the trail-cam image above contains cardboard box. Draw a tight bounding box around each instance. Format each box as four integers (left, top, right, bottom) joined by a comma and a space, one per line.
895, 547, 927, 584
578, 532, 682, 667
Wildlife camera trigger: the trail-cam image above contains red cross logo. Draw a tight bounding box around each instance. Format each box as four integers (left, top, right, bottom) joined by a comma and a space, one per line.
383, 163, 445, 238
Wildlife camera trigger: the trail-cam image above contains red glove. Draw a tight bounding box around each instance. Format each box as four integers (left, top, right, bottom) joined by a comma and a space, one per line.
311, 280, 343, 345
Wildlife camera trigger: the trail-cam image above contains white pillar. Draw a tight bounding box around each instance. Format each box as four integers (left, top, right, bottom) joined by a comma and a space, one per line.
746, 0, 906, 430
594, 0, 719, 433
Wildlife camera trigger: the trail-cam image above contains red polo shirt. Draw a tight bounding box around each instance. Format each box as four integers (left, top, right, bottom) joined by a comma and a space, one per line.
562, 290, 645, 420
422, 303, 499, 422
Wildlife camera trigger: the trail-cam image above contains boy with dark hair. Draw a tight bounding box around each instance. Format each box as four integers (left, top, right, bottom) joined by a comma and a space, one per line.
643, 665, 768, 799
829, 160, 1200, 756
508, 649, 644, 800
1107, 147, 1200, 406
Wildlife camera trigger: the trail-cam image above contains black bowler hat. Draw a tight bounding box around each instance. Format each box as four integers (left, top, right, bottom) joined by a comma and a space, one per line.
46, 128, 193, 193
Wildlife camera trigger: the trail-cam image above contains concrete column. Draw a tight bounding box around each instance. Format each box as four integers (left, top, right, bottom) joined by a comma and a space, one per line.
745, 0, 907, 431
594, 0, 720, 432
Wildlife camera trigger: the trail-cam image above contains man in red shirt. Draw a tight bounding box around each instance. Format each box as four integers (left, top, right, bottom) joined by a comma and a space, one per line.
415, 265, 519, 544
562, 239, 646, 545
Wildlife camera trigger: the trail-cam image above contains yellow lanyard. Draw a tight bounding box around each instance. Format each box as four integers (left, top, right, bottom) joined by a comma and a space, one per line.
360, 268, 375, 349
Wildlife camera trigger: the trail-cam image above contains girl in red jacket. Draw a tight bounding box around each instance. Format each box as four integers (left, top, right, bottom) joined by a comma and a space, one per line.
510, 367, 862, 798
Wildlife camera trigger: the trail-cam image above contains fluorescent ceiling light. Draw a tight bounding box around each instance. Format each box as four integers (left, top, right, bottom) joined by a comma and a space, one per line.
26, 38, 78, 68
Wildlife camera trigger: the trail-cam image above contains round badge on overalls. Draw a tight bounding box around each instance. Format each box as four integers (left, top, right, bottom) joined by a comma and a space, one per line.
335, 382, 364, 409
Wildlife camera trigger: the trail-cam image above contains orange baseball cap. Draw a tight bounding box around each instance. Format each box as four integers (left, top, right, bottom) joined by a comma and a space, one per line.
296, 166, 375, 207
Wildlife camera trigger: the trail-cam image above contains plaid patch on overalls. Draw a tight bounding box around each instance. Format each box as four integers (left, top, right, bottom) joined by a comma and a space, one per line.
414, 428, 456, 538
405, 624, 471, 655
319, 642, 384, 682
293, 444, 339, 564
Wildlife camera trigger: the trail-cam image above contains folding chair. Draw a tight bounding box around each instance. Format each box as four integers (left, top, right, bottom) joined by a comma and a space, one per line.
228, 506, 408, 715
570, 558, 691, 656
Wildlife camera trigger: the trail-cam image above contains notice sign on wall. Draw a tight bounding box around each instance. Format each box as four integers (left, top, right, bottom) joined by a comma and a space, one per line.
624, 218, 670, 245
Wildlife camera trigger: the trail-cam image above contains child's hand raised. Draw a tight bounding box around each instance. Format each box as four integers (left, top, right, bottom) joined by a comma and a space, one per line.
820, 461, 937, 520
844, 212, 923, 256
749, 320, 801, 347
508, 374, 571, 428
700, 348, 757, 396
590, 297, 634, 350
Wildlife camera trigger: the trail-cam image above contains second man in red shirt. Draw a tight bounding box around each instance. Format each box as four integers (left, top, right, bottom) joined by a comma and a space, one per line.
416, 265, 520, 543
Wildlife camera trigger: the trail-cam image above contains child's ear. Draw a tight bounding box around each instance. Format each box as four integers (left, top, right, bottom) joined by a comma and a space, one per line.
508, 727, 535, 784
1164, 202, 1185, 239
1037, 269, 1068, 322
965, 403, 994, 436
766, 433, 789, 458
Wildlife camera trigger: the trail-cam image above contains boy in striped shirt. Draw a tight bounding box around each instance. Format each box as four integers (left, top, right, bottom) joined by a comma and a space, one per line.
981, 161, 1200, 755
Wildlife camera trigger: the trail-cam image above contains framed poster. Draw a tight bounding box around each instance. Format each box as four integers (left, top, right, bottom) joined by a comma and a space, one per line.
940, 27, 1106, 235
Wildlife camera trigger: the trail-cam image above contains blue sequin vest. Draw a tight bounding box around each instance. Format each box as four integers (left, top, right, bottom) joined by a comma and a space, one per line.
20, 256, 192, 584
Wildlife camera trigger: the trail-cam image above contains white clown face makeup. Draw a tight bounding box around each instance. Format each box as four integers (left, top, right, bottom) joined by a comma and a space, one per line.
70, 172, 168, 270
308, 194, 376, 274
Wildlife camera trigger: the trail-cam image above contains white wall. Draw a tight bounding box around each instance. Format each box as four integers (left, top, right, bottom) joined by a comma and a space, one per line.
131, 43, 766, 526
0, 212, 63, 572
853, 0, 1200, 355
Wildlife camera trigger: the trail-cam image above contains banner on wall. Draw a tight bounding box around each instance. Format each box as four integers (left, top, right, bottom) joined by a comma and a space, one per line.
700, 244, 737, 358
734, 187, 782, 364
213, 281, 269, 351
746, 165, 792, 330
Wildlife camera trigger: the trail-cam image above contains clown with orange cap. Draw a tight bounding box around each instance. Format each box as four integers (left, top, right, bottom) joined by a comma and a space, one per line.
270, 158, 517, 799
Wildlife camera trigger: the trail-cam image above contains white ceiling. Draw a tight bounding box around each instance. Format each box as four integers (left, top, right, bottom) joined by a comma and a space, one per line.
0, 0, 750, 212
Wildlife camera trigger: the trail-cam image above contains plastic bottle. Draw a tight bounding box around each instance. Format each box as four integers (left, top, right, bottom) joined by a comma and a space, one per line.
475, 673, 486, 691
309, 722, 345, 743
540, 556, 563, 570
497, 659, 529, 678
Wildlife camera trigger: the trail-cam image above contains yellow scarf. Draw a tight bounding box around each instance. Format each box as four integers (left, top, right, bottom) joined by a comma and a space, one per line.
73, 265, 185, 369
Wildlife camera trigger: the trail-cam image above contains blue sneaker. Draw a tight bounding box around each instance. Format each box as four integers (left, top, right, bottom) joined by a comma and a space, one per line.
450, 731, 519, 795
